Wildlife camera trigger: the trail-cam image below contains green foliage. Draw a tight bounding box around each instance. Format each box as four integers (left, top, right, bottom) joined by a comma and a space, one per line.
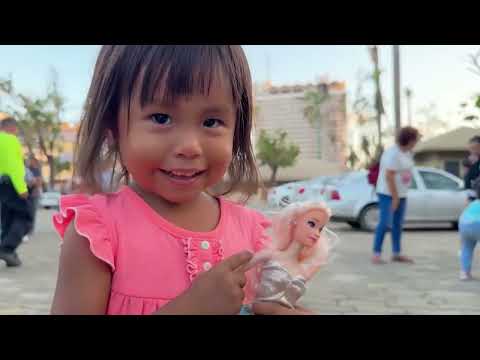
463, 51, 480, 123
346, 146, 360, 169
303, 88, 329, 126
256, 129, 300, 184
54, 158, 71, 174
1, 68, 66, 188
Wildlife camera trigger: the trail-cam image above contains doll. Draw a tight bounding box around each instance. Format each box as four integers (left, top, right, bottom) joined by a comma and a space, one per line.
247, 201, 337, 315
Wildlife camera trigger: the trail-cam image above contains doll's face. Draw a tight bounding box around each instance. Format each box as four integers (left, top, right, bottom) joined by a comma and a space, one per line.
291, 209, 327, 248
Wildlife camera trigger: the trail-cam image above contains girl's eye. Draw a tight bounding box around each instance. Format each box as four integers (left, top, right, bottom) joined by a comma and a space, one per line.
203, 118, 223, 128
151, 113, 172, 126
307, 220, 316, 228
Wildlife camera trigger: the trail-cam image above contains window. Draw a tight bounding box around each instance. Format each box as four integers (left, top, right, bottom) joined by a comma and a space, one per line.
444, 160, 460, 177
419, 171, 460, 190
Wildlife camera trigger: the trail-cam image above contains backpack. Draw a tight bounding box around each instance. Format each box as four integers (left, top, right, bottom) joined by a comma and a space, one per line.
367, 162, 380, 187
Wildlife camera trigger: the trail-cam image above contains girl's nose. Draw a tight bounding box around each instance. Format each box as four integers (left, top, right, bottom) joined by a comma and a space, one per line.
174, 132, 202, 159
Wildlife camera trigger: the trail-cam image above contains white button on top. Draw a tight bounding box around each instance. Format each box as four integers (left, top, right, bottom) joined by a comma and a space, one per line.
203, 262, 212, 271
201, 240, 210, 250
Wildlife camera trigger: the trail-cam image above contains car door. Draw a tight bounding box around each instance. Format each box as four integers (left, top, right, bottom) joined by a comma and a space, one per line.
405, 171, 428, 221
417, 169, 466, 221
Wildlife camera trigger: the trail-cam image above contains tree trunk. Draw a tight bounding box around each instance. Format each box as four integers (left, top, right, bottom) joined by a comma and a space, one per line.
26, 144, 34, 158
269, 166, 278, 186
47, 155, 55, 190
376, 111, 382, 147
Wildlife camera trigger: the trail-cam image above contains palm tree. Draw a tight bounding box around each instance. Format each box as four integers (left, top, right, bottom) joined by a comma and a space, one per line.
368, 45, 385, 148
303, 85, 329, 159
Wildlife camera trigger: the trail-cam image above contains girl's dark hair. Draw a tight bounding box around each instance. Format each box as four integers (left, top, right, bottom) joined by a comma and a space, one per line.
396, 126, 420, 147
74, 45, 259, 196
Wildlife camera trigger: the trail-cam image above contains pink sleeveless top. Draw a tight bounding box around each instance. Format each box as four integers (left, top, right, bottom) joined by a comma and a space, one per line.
52, 186, 271, 315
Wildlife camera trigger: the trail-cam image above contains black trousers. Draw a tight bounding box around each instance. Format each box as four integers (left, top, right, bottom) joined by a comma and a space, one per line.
0, 176, 33, 253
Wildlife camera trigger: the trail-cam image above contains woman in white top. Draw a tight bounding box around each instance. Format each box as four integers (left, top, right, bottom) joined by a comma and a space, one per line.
372, 127, 420, 265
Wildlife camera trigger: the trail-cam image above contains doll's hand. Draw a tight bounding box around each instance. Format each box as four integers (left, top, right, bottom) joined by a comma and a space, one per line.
294, 305, 316, 315
252, 302, 314, 315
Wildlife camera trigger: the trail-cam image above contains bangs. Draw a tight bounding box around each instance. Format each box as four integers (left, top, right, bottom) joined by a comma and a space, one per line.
124, 46, 244, 108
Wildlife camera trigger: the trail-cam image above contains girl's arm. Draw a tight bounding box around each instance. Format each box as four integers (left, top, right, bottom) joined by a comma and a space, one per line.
51, 223, 112, 315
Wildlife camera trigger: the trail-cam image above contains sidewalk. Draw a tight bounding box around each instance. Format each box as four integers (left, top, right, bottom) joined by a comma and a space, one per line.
0, 209, 479, 315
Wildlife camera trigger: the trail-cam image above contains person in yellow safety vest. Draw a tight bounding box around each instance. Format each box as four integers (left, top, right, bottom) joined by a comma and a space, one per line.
0, 117, 32, 267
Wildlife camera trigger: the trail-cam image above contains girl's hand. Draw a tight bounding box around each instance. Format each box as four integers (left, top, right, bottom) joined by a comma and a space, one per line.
246, 249, 273, 270
158, 251, 253, 315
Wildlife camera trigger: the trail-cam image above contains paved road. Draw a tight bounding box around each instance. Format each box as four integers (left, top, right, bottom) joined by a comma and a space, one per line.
0, 209, 478, 315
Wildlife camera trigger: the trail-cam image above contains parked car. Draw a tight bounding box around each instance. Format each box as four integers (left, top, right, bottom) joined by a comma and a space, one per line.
268, 167, 469, 231
323, 167, 469, 231
39, 191, 61, 210
267, 180, 308, 207
267, 172, 363, 207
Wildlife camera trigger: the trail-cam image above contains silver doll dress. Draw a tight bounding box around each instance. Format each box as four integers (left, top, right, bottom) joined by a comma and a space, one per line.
253, 260, 307, 309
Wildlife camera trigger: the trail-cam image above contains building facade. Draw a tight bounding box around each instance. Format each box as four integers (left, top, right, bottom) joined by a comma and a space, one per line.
254, 81, 348, 182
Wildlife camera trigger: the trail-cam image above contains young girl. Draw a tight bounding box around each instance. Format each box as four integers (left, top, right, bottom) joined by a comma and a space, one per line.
51, 45, 313, 315
458, 178, 480, 281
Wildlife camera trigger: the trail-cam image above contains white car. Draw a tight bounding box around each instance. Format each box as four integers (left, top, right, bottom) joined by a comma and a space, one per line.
321, 167, 469, 231
39, 191, 61, 210
267, 174, 347, 207
267, 180, 308, 207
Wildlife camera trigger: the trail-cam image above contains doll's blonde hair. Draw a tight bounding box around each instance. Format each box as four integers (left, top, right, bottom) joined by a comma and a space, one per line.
270, 201, 338, 270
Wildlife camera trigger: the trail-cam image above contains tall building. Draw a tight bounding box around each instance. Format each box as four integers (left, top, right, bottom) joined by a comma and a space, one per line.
254, 81, 348, 181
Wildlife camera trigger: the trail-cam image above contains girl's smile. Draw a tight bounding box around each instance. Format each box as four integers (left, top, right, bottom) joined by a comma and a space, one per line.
158, 168, 207, 187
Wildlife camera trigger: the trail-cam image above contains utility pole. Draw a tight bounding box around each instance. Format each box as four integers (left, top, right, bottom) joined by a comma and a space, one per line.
393, 45, 401, 132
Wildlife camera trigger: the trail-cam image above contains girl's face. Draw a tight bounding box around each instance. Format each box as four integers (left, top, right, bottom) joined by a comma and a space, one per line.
291, 209, 327, 248
118, 73, 236, 204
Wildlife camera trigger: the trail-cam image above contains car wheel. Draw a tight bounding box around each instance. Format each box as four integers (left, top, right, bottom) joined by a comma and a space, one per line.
45, 206, 51, 210
359, 204, 379, 232
279, 196, 290, 207
347, 221, 361, 229
451, 221, 459, 230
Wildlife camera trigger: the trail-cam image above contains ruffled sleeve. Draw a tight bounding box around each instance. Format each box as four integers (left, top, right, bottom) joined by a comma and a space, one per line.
251, 211, 272, 252
52, 194, 116, 271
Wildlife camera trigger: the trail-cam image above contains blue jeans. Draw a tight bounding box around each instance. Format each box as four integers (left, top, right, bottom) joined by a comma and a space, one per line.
459, 222, 480, 273
373, 194, 407, 256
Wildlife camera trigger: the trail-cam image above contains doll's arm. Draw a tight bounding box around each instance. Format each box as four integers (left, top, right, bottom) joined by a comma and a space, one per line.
294, 304, 316, 315
301, 262, 323, 281
252, 301, 312, 315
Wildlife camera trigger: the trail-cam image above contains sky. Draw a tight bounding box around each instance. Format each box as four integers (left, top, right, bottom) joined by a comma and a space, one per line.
1, 45, 479, 130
